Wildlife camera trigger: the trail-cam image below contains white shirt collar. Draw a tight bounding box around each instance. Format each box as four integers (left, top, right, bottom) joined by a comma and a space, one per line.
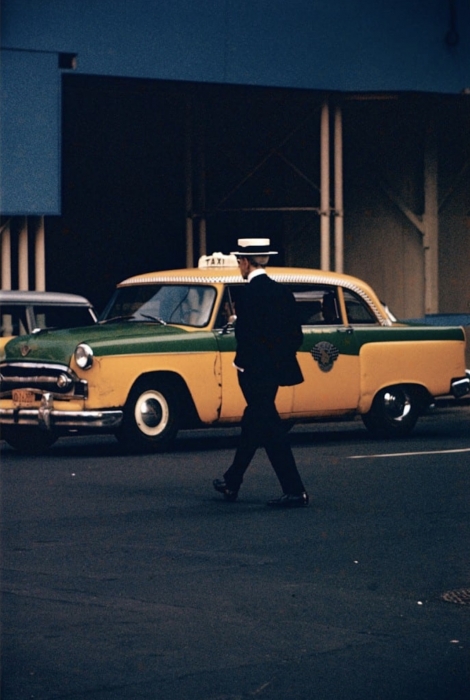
247, 268, 267, 282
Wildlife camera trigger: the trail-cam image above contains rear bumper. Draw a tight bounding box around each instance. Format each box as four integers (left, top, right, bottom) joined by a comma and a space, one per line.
451, 374, 470, 399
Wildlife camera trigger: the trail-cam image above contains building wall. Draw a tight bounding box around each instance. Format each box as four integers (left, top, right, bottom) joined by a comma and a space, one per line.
0, 50, 61, 215
3, 0, 469, 92
28, 77, 466, 320
1, 2, 469, 316
440, 199, 470, 314
2, 0, 470, 216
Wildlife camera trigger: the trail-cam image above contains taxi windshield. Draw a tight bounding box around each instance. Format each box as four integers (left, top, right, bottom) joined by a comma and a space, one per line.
100, 284, 216, 328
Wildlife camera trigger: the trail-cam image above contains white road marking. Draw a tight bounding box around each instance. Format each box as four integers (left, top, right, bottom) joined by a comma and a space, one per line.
349, 447, 470, 459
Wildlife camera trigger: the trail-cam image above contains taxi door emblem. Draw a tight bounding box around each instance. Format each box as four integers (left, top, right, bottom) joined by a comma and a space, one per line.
311, 341, 339, 372
20, 344, 31, 357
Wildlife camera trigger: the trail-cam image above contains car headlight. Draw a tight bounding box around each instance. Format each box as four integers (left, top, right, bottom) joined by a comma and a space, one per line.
75, 343, 94, 370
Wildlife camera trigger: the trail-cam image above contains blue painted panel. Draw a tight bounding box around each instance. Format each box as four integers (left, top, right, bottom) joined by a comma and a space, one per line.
0, 50, 61, 215
1, 0, 470, 94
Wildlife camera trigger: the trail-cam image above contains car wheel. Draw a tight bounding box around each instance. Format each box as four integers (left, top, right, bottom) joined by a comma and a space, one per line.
361, 385, 420, 438
2, 426, 58, 454
117, 378, 181, 453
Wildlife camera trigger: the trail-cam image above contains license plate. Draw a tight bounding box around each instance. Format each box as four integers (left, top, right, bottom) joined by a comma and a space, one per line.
12, 389, 37, 406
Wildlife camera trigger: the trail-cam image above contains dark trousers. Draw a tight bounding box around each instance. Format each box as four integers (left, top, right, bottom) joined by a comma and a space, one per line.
224, 371, 306, 495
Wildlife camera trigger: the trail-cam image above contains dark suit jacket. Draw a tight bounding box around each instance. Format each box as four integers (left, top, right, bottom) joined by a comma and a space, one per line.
234, 273, 304, 386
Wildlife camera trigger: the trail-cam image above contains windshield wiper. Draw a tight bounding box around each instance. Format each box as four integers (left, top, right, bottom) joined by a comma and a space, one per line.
99, 313, 167, 325
138, 313, 167, 325
99, 314, 136, 324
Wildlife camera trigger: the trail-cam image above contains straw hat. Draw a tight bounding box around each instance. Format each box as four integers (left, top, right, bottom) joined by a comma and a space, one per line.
230, 238, 278, 256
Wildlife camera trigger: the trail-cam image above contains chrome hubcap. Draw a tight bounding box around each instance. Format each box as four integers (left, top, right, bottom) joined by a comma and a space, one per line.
383, 390, 411, 422
135, 390, 169, 436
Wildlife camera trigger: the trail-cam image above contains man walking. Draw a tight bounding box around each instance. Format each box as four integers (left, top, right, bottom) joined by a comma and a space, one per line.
213, 238, 309, 508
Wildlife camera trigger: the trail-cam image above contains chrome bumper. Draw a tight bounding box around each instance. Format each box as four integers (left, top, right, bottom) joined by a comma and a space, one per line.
451, 375, 470, 398
0, 392, 123, 431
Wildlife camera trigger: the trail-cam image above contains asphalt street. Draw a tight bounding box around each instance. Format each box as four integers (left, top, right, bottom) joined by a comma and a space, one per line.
1, 406, 470, 700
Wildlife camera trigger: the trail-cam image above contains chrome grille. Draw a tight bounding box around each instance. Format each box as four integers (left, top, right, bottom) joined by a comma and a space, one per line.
0, 362, 87, 397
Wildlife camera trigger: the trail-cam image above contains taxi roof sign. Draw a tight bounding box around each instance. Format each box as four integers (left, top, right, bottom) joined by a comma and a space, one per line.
198, 252, 238, 269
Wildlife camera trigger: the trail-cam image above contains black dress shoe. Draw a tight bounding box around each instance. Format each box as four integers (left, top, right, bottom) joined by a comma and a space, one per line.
213, 478, 238, 502
267, 492, 309, 508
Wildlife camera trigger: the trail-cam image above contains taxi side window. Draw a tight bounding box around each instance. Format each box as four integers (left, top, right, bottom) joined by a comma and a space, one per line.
181, 287, 216, 327
343, 290, 378, 324
292, 286, 341, 326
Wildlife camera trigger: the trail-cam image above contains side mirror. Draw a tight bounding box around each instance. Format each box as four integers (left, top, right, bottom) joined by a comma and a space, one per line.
221, 315, 237, 335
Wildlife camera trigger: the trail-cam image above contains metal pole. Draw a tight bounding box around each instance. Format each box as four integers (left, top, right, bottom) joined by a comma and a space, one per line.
1, 219, 12, 290
334, 105, 344, 273
185, 100, 194, 268
18, 216, 29, 290
34, 216, 46, 291
320, 102, 330, 270
199, 218, 207, 260
423, 122, 439, 314
196, 102, 207, 259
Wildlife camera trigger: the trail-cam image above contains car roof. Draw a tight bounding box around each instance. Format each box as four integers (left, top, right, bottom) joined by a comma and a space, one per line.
0, 290, 94, 307
117, 261, 390, 325
119, 264, 372, 287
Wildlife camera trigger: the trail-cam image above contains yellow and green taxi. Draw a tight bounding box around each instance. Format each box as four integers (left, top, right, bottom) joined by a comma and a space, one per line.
0, 253, 468, 453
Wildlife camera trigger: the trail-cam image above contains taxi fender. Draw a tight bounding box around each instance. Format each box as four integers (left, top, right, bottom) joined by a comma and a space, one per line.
72, 351, 222, 423
358, 339, 464, 413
